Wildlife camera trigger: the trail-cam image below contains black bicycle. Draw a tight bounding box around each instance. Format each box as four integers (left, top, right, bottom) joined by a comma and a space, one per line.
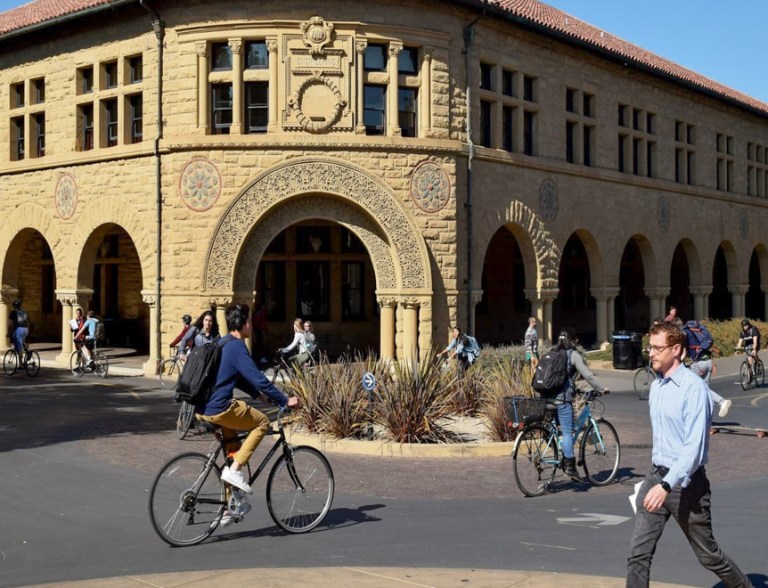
2, 344, 40, 377
148, 407, 334, 546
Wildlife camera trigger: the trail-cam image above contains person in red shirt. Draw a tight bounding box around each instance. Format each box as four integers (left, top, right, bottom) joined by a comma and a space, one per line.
169, 314, 193, 359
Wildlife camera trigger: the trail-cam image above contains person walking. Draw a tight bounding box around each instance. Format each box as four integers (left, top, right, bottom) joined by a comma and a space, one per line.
196, 304, 299, 527
179, 310, 218, 353
546, 327, 609, 480
280, 317, 312, 368
626, 321, 752, 588
8, 299, 30, 362
437, 326, 480, 372
524, 316, 539, 371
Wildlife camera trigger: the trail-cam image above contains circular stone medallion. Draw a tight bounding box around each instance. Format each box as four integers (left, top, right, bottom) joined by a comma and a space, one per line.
55, 173, 78, 220
409, 160, 451, 213
179, 158, 222, 212
538, 179, 559, 222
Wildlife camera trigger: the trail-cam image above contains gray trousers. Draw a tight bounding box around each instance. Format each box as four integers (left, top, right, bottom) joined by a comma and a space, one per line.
626, 467, 752, 588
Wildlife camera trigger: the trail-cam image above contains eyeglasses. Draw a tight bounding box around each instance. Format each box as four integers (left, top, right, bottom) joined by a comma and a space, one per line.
646, 344, 673, 354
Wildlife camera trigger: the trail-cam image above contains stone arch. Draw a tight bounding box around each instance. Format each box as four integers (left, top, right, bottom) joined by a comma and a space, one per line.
471, 200, 560, 291
204, 158, 431, 294
675, 238, 702, 286
0, 203, 61, 287
568, 229, 605, 287
68, 197, 155, 290
233, 195, 397, 293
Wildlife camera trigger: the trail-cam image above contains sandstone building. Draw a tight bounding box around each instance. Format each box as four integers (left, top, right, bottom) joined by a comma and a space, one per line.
1, 0, 767, 374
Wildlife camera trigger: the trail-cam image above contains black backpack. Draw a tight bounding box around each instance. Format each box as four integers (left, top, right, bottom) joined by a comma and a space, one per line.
95, 321, 106, 342
176, 338, 233, 406
531, 347, 570, 396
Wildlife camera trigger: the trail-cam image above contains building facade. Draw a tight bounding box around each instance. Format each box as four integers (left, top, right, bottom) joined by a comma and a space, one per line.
1, 0, 767, 374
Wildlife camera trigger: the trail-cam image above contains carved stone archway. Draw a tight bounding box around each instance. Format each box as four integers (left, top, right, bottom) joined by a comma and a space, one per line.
204, 158, 431, 295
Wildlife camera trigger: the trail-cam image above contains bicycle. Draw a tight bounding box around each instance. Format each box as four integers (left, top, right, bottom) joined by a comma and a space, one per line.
511, 389, 620, 497
736, 349, 764, 390
70, 343, 108, 378
148, 406, 334, 546
632, 360, 655, 400
2, 344, 41, 377
159, 347, 184, 390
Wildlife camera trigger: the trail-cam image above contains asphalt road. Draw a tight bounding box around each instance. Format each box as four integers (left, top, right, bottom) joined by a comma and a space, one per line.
0, 365, 766, 588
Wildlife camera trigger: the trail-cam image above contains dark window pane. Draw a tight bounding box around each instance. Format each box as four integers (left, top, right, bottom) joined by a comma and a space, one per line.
246, 41, 268, 69
523, 110, 534, 155
479, 100, 492, 147
296, 227, 331, 254
245, 82, 268, 133
502, 105, 513, 151
566, 121, 575, 163
105, 61, 118, 88
259, 261, 286, 321
211, 43, 232, 70
364, 44, 387, 71
566, 88, 576, 113
502, 70, 514, 96
398, 88, 417, 137
211, 84, 233, 134
480, 63, 493, 90
129, 56, 143, 83
398, 47, 418, 74
297, 262, 330, 320
130, 94, 143, 143
364, 85, 386, 135
342, 262, 365, 320
523, 75, 535, 101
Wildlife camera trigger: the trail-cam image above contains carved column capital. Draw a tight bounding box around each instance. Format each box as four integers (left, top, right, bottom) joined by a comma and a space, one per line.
643, 287, 671, 300
141, 290, 157, 306
228, 38, 243, 55
195, 41, 207, 58
729, 284, 750, 296
355, 40, 367, 54
400, 297, 421, 310
690, 285, 713, 297
470, 290, 484, 306
55, 289, 80, 305
1, 288, 19, 306
377, 296, 397, 309
266, 38, 278, 53
422, 45, 433, 61
388, 41, 403, 57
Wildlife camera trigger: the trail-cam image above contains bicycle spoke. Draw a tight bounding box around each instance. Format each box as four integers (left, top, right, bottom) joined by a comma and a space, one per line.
580, 420, 620, 486
513, 424, 557, 497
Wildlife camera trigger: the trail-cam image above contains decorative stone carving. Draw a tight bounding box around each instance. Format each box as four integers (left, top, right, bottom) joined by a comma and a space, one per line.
300, 16, 334, 55
538, 178, 558, 222
228, 38, 242, 54
590, 287, 621, 300
355, 40, 367, 55
195, 41, 207, 58
55, 173, 77, 220
55, 290, 80, 305
739, 209, 749, 240
204, 159, 430, 293
409, 160, 451, 212
377, 296, 398, 308
388, 41, 403, 57
179, 157, 222, 212
657, 197, 670, 233
288, 74, 347, 133
644, 286, 671, 299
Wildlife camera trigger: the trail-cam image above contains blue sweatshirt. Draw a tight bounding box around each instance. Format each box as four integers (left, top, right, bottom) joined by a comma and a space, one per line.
200, 334, 288, 416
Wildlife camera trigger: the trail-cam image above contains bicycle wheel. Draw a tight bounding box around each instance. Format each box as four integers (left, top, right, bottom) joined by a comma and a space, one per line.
148, 452, 226, 547
70, 350, 85, 377
755, 359, 765, 386
266, 446, 334, 533
176, 401, 196, 440
23, 351, 41, 377
633, 367, 652, 400
3, 349, 18, 375
159, 359, 181, 390
512, 424, 559, 497
93, 351, 108, 378
739, 361, 752, 391
580, 419, 620, 486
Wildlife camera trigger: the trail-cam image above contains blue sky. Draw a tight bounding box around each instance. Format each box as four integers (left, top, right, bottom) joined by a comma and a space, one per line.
1, 0, 766, 104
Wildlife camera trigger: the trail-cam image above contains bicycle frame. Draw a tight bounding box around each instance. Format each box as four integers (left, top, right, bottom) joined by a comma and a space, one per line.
538, 397, 605, 466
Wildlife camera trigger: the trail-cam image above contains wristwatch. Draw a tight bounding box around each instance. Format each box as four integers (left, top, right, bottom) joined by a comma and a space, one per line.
660, 480, 671, 493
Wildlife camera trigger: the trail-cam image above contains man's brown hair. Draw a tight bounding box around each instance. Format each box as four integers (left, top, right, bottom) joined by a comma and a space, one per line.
649, 321, 686, 348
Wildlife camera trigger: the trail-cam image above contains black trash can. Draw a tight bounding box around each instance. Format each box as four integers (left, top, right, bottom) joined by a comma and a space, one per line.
630, 332, 644, 368
612, 331, 634, 369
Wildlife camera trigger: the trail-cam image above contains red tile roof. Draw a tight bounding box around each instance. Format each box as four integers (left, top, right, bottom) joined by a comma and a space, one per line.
1, 0, 766, 116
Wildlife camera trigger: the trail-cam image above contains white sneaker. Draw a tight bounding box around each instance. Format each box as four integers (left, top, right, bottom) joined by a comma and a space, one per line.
219, 512, 234, 528
718, 399, 732, 418
219, 501, 251, 528
221, 466, 253, 494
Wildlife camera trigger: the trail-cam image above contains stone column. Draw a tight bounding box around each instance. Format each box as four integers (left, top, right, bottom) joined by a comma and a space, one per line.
387, 41, 403, 137
690, 285, 712, 320
142, 291, 159, 375
55, 290, 79, 364
603, 287, 621, 337
401, 299, 419, 362
355, 40, 367, 134
589, 288, 614, 348
228, 38, 243, 135
420, 46, 433, 135
267, 39, 278, 132
644, 287, 670, 326
377, 297, 396, 360
0, 288, 18, 351
730, 285, 750, 319
540, 288, 559, 346
196, 41, 209, 131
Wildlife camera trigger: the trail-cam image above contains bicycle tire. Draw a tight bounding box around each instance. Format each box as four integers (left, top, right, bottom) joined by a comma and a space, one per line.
755, 359, 765, 387
512, 424, 558, 497
148, 452, 226, 547
739, 361, 751, 391
266, 446, 334, 533
176, 401, 196, 440
159, 358, 181, 390
633, 367, 652, 400
24, 351, 41, 377
93, 351, 108, 378
70, 350, 85, 377
3, 349, 18, 375
580, 419, 621, 486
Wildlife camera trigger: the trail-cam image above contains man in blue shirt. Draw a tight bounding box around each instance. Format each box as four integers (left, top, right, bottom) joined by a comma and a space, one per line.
196, 304, 299, 525
626, 322, 752, 587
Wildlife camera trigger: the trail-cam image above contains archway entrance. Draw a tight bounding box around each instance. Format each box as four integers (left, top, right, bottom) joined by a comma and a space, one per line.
2, 229, 58, 342
668, 242, 692, 320
254, 220, 378, 359
746, 249, 765, 320
475, 227, 527, 345
710, 245, 732, 320
553, 234, 596, 346
616, 239, 649, 332
77, 224, 148, 351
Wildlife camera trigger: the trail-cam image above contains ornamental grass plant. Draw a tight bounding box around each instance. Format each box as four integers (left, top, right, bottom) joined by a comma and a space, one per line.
477, 353, 533, 442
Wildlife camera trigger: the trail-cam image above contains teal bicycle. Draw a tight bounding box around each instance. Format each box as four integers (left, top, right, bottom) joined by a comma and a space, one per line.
511, 389, 620, 497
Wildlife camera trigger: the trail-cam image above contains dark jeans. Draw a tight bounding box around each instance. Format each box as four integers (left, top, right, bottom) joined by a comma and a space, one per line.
627, 466, 752, 588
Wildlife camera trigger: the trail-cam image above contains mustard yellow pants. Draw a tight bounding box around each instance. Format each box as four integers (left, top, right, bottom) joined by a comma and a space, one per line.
197, 399, 270, 466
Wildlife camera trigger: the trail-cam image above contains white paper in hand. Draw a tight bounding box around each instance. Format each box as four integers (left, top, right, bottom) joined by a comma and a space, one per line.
629, 481, 643, 514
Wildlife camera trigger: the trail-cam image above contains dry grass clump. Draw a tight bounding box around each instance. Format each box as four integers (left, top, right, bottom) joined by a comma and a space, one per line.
478, 354, 533, 442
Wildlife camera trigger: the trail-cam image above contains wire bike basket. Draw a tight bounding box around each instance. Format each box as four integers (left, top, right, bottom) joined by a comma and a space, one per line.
504, 396, 548, 430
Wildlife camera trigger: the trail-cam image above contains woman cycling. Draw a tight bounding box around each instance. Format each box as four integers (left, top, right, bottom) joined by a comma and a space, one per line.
549, 327, 609, 480
280, 317, 313, 368
179, 310, 219, 355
